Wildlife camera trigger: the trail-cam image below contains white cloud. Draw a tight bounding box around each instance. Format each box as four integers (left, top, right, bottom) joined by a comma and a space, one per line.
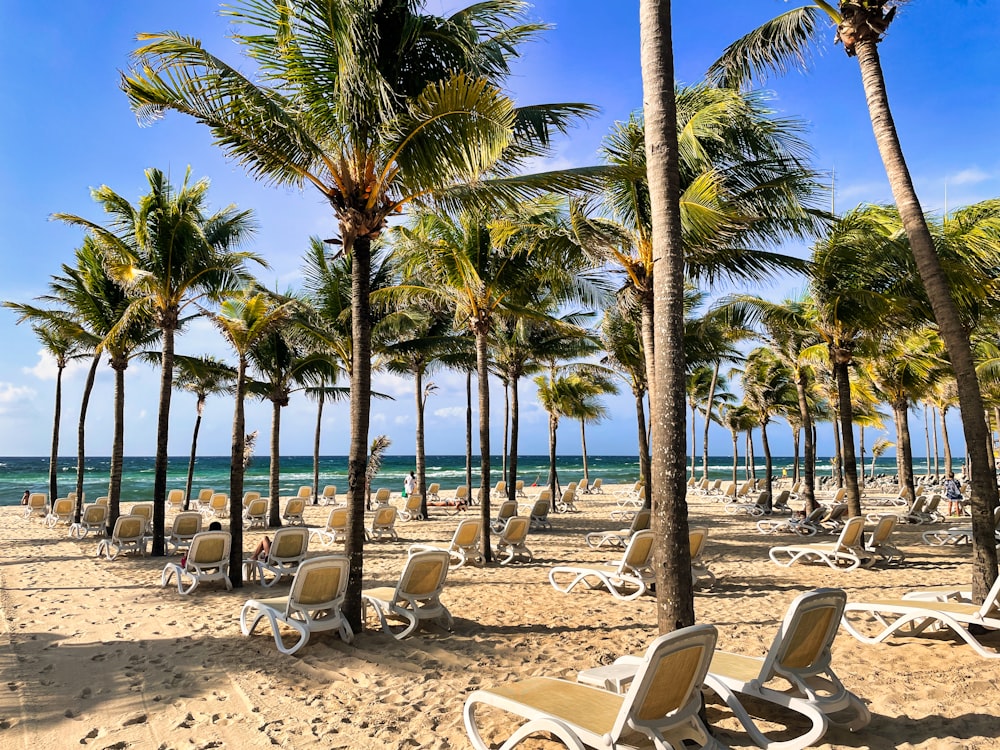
948, 167, 991, 186
23, 349, 91, 382
0, 381, 37, 416
433, 406, 465, 420
394, 414, 410, 425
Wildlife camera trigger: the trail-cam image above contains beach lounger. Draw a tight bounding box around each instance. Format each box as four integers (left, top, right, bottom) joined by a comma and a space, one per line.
129, 503, 154, 536
724, 489, 770, 517
161, 530, 232, 594
771, 489, 793, 514
242, 491, 262, 509
24, 492, 47, 519
45, 497, 74, 528
366, 504, 399, 541
922, 506, 1000, 546
491, 480, 507, 500
819, 502, 849, 533
362, 549, 453, 639
244, 526, 310, 587
399, 492, 425, 521
585, 508, 651, 549
426, 483, 440, 502
718, 481, 737, 503
588, 477, 604, 494
310, 506, 348, 547
166, 488, 185, 512
757, 506, 826, 536
408, 517, 483, 569
769, 516, 869, 572
203, 492, 229, 519
841, 575, 1000, 659
494, 515, 533, 566
464, 624, 721, 750
491, 499, 518, 532
318, 485, 337, 505
864, 515, 904, 564
525, 497, 551, 530
515, 479, 527, 498
550, 529, 654, 601
96, 514, 148, 560
240, 555, 353, 653
165, 511, 203, 554
69, 503, 108, 539
94, 495, 109, 507
578, 589, 869, 748
689, 527, 715, 590
282, 497, 306, 526
372, 487, 392, 506
556, 487, 579, 513
243, 497, 268, 529
296, 485, 313, 501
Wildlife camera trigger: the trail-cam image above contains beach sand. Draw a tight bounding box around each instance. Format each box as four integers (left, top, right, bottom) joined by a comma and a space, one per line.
2, 484, 999, 749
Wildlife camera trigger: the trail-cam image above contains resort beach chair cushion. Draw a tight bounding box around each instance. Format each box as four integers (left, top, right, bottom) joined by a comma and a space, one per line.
550, 529, 655, 601
96, 515, 148, 560
366, 504, 399, 541
241, 555, 353, 653
161, 531, 232, 594
769, 516, 869, 572
69, 503, 108, 539
408, 518, 483, 569
310, 506, 348, 546
841, 574, 1000, 659
166, 511, 203, 554
362, 549, 453, 639
282, 497, 306, 525
464, 624, 721, 750
244, 526, 310, 587
585, 508, 651, 549
494, 516, 533, 566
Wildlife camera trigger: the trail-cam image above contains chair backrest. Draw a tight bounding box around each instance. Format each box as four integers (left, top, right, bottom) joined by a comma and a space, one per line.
284, 497, 306, 517
592, 478, 603, 491
536, 487, 552, 504
269, 526, 309, 563
496, 499, 517, 521
95, 496, 109, 507
372, 505, 397, 527
28, 493, 47, 510
326, 506, 348, 531
246, 498, 267, 518
711, 479, 722, 491
113, 514, 146, 542
427, 483, 440, 495
188, 530, 231, 567
529, 499, 549, 518
82, 504, 107, 524
451, 518, 482, 549
494, 480, 506, 494
130, 503, 153, 531
171, 511, 203, 538
397, 549, 450, 601
835, 516, 865, 550
612, 624, 718, 741
499, 515, 530, 545
630, 509, 652, 533
622, 529, 655, 571
738, 480, 752, 496
515, 480, 524, 491
167, 489, 185, 507
773, 489, 790, 507
289, 555, 350, 613
908, 495, 927, 514
198, 488, 214, 503
924, 494, 942, 513
210, 493, 228, 510
374, 487, 391, 504
762, 588, 847, 684
722, 482, 736, 498
51, 497, 73, 516
242, 491, 261, 508
754, 490, 770, 508
689, 527, 709, 560
560, 488, 575, 504
578, 478, 589, 492
322, 485, 337, 500
869, 514, 896, 545
977, 574, 1000, 617
405, 493, 423, 512
297, 486, 313, 499
454, 485, 468, 501
803, 506, 827, 524
825, 503, 848, 523
831, 487, 847, 503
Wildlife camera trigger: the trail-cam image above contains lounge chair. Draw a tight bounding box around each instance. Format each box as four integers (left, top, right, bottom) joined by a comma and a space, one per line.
366, 504, 399, 541
24, 492, 47, 519
757, 506, 826, 536
282, 497, 306, 526
464, 624, 721, 750
362, 549, 453, 639
818, 502, 849, 532
841, 575, 1000, 659
689, 527, 715, 590
311, 506, 348, 546
588, 478, 604, 494
864, 515, 905, 564
166, 488, 185, 512
556, 487, 579, 513
242, 491, 262, 509
372, 487, 392, 506
94, 495, 109, 507
166, 511, 203, 554
161, 530, 232, 594
399, 492, 425, 521
491, 499, 518, 532
296, 485, 313, 501
425, 483, 440, 502
408, 518, 483, 569
243, 497, 268, 529
550, 530, 654, 601
244, 526, 310, 587
491, 480, 507, 500
69, 503, 108, 539
45, 497, 74, 528
771, 489, 793, 514
203, 492, 229, 519
318, 485, 338, 505
129, 503, 154, 536
718, 481, 737, 503
193, 488, 214, 511
515, 480, 527, 498
96, 514, 148, 560
922, 506, 1000, 546
613, 480, 643, 510
525, 498, 552, 530
724, 490, 770, 517
578, 589, 869, 748
585, 508, 651, 549
577, 478, 590, 494
769, 516, 869, 571
240, 555, 353, 653
494, 515, 533, 566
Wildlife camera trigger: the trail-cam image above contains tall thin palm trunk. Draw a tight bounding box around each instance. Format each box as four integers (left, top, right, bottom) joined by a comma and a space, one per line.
701, 362, 719, 480
185, 397, 205, 511
75, 353, 101, 524
48, 364, 63, 511
580, 419, 589, 484
893, 400, 915, 502
833, 360, 862, 517
152, 325, 176, 556
109, 362, 127, 527
761, 420, 773, 511
228, 358, 247, 588
475, 330, 492, 562
507, 376, 520, 506
502, 383, 509, 480
855, 38, 998, 597
313, 385, 324, 505
941, 408, 953, 476
465, 370, 473, 495
547, 412, 559, 511
268, 401, 282, 527
635, 390, 651, 510
415, 366, 427, 518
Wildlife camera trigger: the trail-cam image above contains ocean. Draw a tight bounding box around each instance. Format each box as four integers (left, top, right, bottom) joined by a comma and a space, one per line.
0, 454, 935, 506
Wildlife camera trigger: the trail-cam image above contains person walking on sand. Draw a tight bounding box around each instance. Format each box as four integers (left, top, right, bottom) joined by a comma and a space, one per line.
403, 471, 415, 498
944, 472, 964, 516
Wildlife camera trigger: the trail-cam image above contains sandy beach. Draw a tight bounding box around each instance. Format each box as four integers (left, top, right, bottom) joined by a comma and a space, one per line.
2, 483, 999, 750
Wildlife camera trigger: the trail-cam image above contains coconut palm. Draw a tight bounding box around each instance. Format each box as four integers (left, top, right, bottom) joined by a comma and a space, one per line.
207, 290, 296, 587
719, 403, 759, 485
173, 355, 236, 509
54, 168, 260, 556
563, 371, 618, 485
709, 0, 1000, 599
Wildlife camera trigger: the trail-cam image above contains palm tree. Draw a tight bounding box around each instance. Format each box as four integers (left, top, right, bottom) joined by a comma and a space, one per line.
563, 371, 618, 485
123, 1, 599, 621
685, 366, 715, 480
710, 0, 1000, 600
54, 168, 260, 556
173, 355, 236, 509
208, 290, 295, 587
719, 403, 758, 485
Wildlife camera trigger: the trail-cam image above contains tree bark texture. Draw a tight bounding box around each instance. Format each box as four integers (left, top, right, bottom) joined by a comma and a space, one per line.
75, 353, 100, 524
152, 325, 175, 556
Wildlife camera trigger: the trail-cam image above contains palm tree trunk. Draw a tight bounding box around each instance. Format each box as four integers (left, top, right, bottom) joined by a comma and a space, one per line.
49, 363, 63, 511
689, 403, 697, 479
475, 329, 492, 562
833, 359, 862, 517
108, 362, 126, 527
345, 234, 373, 630
831, 401, 843, 487
152, 325, 176, 556
465, 369, 473, 497
855, 39, 998, 597
502, 382, 509, 480
580, 419, 589, 485
635, 389, 651, 510
75, 353, 101, 524
640, 0, 694, 633
858, 425, 866, 492
747, 432, 755, 481
185, 398, 204, 511
893, 400, 915, 503
268, 400, 282, 528
507, 374, 520, 506
731, 431, 738, 484
313, 385, 324, 505
701, 362, 719, 480
228, 359, 247, 588
939, 408, 952, 476
547, 413, 559, 512
415, 365, 427, 519
761, 420, 773, 512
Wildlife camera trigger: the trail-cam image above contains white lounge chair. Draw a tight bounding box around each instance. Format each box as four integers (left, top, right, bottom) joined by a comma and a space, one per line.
491, 499, 518, 532
45, 497, 74, 528
310, 505, 348, 547
161, 530, 232, 594
24, 492, 47, 519
555, 487, 579, 513
362, 549, 453, 639
464, 624, 721, 750
494, 515, 532, 566
768, 516, 869, 571
243, 497, 268, 529
550, 530, 655, 601
689, 527, 715, 590
96, 514, 147, 560
585, 508, 651, 549
757, 506, 826, 536
166, 488, 185, 512
399, 492, 425, 521
240, 555, 353, 653
525, 498, 551, 530
165, 511, 203, 554
69, 503, 108, 539
282, 496, 306, 526
366, 504, 399, 541
426, 483, 440, 502
408, 518, 482, 569
864, 514, 905, 564
244, 526, 310, 587
318, 485, 338, 505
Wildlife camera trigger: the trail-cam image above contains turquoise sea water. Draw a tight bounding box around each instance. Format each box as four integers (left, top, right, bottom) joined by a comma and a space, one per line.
0, 454, 929, 506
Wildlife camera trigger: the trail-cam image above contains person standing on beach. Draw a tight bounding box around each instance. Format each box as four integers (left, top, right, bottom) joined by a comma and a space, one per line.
944, 472, 964, 516
403, 471, 415, 498
21, 490, 29, 505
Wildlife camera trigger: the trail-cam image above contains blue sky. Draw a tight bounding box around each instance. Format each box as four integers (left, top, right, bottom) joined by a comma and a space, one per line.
1, 1, 998, 459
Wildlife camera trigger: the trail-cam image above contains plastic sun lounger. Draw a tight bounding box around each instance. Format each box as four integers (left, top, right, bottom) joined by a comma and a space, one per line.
769, 516, 870, 572
161, 531, 232, 595
494, 516, 533, 566
585, 509, 650, 549
310, 506, 348, 546
96, 515, 148, 560
244, 526, 310, 587
549, 530, 654, 601
408, 518, 483, 569
362, 549, 453, 640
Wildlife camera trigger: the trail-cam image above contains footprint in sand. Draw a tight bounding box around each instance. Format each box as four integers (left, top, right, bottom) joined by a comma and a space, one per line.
122, 713, 147, 726
79, 687, 92, 699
